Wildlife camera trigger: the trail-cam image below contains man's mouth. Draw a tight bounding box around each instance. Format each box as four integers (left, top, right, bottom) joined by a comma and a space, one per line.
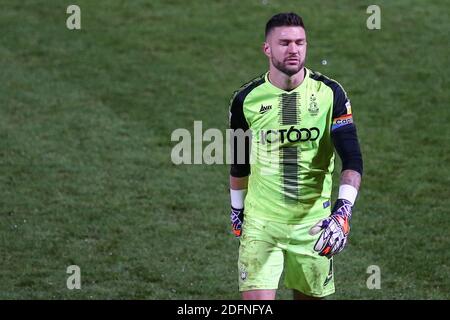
286, 57, 299, 63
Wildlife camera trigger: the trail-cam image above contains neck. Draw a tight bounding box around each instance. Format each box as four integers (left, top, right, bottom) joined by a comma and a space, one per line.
268, 66, 306, 91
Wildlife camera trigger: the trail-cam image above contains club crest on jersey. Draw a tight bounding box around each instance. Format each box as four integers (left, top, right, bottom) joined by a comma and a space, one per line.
308, 95, 319, 116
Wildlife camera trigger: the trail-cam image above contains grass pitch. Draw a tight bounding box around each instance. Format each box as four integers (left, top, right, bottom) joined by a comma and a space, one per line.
0, 0, 448, 299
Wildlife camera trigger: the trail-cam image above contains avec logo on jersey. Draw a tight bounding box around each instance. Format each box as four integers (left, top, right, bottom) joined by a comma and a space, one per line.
259, 104, 272, 114
260, 126, 320, 144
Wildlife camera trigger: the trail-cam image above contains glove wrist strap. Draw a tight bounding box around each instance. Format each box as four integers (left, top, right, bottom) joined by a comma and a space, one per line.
338, 184, 358, 205
230, 189, 247, 209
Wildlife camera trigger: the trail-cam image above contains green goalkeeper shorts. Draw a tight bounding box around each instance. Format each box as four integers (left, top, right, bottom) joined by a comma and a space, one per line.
238, 215, 335, 297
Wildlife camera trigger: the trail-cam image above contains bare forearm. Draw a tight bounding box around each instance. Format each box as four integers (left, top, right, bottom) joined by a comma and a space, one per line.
230, 176, 248, 190
340, 169, 361, 191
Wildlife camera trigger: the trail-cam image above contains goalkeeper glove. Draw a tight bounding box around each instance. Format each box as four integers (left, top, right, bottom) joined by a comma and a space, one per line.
230, 206, 244, 237
309, 199, 352, 258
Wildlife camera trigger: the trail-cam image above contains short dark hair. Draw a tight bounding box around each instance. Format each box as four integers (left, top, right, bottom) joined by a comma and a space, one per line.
265, 12, 306, 38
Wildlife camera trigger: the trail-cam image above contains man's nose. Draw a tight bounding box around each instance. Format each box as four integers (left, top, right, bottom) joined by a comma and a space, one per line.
287, 42, 298, 53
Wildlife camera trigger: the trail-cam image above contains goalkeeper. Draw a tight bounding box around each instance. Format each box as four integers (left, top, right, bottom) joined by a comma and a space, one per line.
228, 12, 363, 300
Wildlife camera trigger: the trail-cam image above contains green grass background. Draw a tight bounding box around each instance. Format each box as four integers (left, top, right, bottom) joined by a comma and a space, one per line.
0, 0, 448, 299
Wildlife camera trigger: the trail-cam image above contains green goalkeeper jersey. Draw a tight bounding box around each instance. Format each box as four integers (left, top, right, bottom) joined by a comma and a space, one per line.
229, 68, 354, 224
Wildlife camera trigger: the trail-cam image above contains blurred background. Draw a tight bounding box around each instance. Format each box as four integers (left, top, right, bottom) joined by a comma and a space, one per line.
0, 0, 448, 299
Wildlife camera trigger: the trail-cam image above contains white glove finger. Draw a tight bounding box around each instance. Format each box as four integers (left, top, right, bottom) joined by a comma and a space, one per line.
308, 218, 329, 236
314, 228, 332, 252
336, 237, 348, 254
328, 235, 347, 258
327, 237, 342, 257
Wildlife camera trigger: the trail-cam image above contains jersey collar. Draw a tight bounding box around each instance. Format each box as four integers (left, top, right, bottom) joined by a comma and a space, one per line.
265, 67, 309, 94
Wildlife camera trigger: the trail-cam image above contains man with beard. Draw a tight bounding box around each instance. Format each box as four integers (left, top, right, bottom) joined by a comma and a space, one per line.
228, 12, 363, 300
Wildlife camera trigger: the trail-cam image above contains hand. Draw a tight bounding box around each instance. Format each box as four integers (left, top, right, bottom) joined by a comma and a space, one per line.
309, 199, 352, 258
230, 206, 244, 237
